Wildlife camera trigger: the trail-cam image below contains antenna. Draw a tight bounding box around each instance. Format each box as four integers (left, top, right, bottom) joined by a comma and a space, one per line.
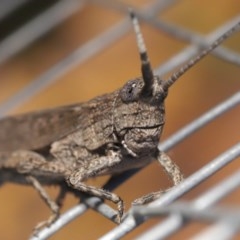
163, 21, 240, 90
129, 9, 154, 96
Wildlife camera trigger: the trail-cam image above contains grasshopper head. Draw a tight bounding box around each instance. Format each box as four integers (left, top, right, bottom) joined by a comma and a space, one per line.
112, 73, 167, 157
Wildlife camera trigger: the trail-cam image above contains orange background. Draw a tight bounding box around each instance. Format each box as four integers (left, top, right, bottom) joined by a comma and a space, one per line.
0, 1, 240, 239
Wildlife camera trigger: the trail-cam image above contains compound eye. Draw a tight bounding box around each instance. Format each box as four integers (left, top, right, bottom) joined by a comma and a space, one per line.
120, 79, 142, 102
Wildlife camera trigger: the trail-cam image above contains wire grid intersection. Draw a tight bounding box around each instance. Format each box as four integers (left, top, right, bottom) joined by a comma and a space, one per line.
0, 1, 240, 239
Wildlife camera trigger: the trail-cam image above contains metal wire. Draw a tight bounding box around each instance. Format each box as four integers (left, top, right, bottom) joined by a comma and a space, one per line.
0, 1, 240, 240
0, 0, 86, 65
135, 155, 240, 240
0, 0, 28, 20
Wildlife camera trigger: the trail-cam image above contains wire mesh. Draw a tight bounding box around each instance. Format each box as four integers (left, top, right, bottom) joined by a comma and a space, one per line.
0, 1, 240, 239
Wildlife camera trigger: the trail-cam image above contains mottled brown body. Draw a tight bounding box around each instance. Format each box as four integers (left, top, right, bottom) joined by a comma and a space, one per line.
0, 79, 165, 175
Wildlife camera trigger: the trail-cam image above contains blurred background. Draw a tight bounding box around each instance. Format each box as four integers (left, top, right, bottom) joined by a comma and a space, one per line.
0, 0, 240, 239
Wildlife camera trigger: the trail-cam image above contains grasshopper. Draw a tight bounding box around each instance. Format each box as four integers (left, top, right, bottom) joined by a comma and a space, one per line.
0, 9, 239, 233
